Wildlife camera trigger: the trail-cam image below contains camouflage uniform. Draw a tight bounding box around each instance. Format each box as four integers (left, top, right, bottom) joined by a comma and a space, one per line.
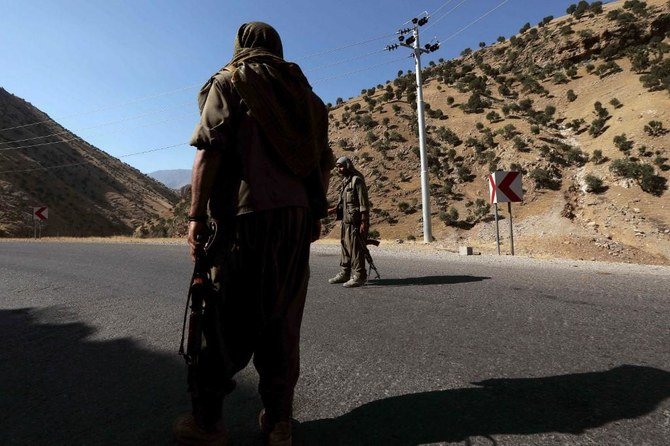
330, 158, 370, 287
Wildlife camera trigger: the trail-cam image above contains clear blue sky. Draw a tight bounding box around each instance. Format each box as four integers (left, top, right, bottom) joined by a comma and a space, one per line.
0, 0, 610, 174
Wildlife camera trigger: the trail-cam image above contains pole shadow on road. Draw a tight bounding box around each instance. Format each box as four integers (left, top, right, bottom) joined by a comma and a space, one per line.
366, 275, 490, 287
296, 365, 670, 445
0, 307, 261, 445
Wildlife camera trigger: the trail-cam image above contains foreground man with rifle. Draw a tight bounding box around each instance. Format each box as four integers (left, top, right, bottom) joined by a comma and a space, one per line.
328, 156, 379, 287
174, 22, 333, 446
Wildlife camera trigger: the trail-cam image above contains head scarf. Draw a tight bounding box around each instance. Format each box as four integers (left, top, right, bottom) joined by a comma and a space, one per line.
336, 156, 365, 185
336, 156, 352, 169
232, 22, 283, 62
223, 22, 327, 178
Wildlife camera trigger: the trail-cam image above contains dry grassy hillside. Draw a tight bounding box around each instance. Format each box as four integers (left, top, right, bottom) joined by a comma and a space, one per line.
0, 88, 179, 237
325, 0, 670, 265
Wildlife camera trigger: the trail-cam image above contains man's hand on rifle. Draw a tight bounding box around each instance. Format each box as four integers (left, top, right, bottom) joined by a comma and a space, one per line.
188, 221, 208, 262
359, 219, 368, 241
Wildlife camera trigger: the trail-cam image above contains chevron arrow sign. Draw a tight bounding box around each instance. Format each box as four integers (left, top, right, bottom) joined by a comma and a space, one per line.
33, 206, 48, 221
488, 171, 523, 204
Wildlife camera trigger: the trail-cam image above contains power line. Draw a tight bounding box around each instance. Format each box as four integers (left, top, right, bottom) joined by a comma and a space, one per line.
0, 142, 189, 174
0, 83, 200, 133
304, 48, 389, 73
118, 142, 189, 158
311, 55, 412, 85
0, 101, 193, 146
0, 112, 194, 152
441, 0, 511, 42
0, 36, 400, 133
430, 0, 458, 17
425, 0, 471, 30
293, 33, 397, 61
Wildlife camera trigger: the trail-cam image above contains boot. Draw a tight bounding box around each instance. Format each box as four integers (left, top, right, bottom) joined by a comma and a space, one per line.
343, 275, 366, 288
259, 409, 292, 446
328, 271, 350, 284
172, 413, 228, 446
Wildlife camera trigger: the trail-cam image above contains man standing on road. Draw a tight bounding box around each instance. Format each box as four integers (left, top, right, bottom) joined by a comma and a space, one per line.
173, 22, 333, 446
328, 156, 371, 288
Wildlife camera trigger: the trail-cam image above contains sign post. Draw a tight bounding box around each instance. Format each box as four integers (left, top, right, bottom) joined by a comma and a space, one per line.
33, 206, 48, 239
488, 172, 523, 255
494, 203, 501, 255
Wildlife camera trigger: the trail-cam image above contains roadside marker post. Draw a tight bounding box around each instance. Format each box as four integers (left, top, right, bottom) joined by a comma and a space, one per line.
488, 172, 523, 255
32, 206, 48, 239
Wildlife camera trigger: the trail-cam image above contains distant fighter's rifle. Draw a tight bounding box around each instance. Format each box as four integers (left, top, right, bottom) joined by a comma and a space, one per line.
178, 222, 218, 397
354, 228, 381, 279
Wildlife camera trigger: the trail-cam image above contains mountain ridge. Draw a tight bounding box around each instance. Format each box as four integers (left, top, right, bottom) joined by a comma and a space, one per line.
0, 87, 179, 237
148, 169, 191, 190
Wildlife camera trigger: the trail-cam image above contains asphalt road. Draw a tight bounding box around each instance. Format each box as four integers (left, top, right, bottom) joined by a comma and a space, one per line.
0, 241, 668, 445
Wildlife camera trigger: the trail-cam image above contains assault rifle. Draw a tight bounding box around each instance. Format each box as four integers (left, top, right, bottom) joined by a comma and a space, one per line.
354, 228, 381, 279
178, 223, 218, 397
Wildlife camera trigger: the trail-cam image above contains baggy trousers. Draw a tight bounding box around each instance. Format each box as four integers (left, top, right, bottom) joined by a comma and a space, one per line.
339, 222, 366, 279
194, 207, 312, 428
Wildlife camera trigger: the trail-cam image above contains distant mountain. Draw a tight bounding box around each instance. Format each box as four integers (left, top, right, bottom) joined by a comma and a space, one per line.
148, 169, 191, 189
0, 87, 180, 237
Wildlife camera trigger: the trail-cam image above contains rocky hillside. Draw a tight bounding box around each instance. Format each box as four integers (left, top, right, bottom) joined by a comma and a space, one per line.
325, 0, 670, 264
0, 88, 179, 237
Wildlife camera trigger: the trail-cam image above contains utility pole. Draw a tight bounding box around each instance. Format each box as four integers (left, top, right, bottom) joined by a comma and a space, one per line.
387, 15, 439, 243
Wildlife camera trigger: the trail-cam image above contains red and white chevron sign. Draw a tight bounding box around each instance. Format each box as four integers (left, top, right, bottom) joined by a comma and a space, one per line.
33, 206, 48, 221
488, 171, 523, 203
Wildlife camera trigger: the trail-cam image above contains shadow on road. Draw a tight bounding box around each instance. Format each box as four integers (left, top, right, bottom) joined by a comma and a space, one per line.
367, 275, 490, 287
4, 308, 668, 445
297, 365, 670, 445
0, 307, 260, 445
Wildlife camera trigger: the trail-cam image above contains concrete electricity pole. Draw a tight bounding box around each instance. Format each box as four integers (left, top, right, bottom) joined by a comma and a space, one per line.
387, 16, 440, 243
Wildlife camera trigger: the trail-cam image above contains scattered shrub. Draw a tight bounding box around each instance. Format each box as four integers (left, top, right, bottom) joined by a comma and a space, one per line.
486, 111, 502, 123
589, 118, 607, 137
530, 168, 560, 190
584, 174, 605, 193
613, 134, 634, 154
436, 127, 462, 146
567, 89, 578, 102
565, 147, 589, 166
609, 98, 623, 108
439, 207, 459, 226
644, 120, 667, 136
609, 159, 641, 179
592, 149, 604, 164
398, 201, 412, 213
